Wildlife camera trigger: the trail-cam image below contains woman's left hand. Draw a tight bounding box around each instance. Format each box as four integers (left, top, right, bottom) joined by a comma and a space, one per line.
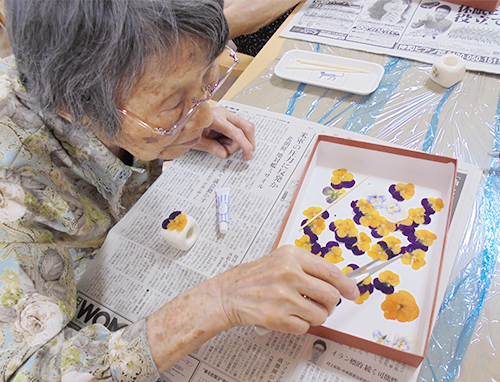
193, 106, 255, 160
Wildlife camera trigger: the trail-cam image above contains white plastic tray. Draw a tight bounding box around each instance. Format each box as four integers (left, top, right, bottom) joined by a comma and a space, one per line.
274, 49, 385, 95
274, 135, 457, 366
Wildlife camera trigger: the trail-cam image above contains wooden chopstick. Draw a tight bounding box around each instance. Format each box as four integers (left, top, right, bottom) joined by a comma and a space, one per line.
299, 176, 369, 231
296, 59, 371, 73
285, 66, 367, 73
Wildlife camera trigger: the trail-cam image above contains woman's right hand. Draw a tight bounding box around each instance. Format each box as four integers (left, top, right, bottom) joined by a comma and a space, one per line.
213, 245, 360, 334
146, 245, 359, 373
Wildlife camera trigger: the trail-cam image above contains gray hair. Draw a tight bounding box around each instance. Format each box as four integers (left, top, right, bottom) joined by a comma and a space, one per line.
6, 0, 228, 139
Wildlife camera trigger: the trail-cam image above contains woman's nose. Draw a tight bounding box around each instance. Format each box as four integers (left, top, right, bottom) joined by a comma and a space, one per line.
185, 101, 212, 131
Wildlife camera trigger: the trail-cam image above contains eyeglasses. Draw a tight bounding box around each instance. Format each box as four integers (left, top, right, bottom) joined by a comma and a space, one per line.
118, 45, 239, 136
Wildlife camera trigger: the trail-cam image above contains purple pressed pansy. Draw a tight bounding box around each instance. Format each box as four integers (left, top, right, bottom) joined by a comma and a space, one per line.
358, 282, 374, 295
397, 222, 416, 236
311, 242, 322, 254
406, 232, 429, 251
389, 184, 403, 201
304, 228, 318, 243
320, 241, 340, 256
373, 278, 395, 294
162, 211, 182, 229
322, 187, 345, 204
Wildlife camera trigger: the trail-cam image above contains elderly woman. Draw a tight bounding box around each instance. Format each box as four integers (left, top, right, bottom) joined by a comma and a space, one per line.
0, 0, 359, 380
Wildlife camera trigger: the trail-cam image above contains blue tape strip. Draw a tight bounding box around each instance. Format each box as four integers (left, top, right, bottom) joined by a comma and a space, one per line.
341, 57, 414, 133
305, 89, 330, 120
422, 85, 456, 153
419, 83, 500, 382
302, 44, 325, 120
318, 94, 355, 124
317, 59, 405, 125
285, 82, 307, 116
285, 44, 321, 117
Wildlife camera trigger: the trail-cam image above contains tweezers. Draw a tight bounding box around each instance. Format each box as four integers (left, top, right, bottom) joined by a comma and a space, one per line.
346, 254, 403, 284
254, 253, 403, 336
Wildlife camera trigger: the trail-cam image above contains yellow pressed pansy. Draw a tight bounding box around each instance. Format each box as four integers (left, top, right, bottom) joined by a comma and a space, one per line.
303, 206, 323, 220
356, 199, 378, 215
374, 218, 396, 237
402, 249, 426, 270
295, 235, 313, 252
302, 206, 327, 235
415, 230, 437, 247
408, 207, 427, 225
167, 213, 188, 232
368, 243, 388, 261
384, 236, 402, 255
354, 232, 372, 252
324, 246, 344, 264
381, 290, 419, 322
428, 197, 444, 212
378, 270, 400, 286
342, 265, 355, 275
395, 183, 415, 200
334, 218, 358, 238
331, 169, 354, 186
354, 291, 370, 305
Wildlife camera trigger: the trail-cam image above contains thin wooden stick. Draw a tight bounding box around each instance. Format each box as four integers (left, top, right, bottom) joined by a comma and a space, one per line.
286, 65, 368, 73
299, 176, 369, 231
296, 59, 371, 73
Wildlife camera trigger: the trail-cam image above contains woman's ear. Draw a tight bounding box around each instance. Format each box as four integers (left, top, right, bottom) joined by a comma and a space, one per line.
59, 110, 72, 122
59, 110, 92, 124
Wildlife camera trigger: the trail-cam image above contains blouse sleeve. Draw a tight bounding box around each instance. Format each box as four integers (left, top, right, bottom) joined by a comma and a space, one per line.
0, 70, 160, 380
0, 189, 160, 382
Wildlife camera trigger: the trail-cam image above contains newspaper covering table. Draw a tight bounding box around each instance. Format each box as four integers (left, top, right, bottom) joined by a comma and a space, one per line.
71, 101, 481, 382
280, 0, 500, 74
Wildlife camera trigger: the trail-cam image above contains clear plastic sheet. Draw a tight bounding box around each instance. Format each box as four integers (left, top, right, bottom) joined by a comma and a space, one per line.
230, 39, 500, 381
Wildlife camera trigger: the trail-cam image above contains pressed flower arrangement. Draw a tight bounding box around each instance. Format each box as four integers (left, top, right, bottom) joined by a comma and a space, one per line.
162, 211, 188, 231
275, 135, 456, 366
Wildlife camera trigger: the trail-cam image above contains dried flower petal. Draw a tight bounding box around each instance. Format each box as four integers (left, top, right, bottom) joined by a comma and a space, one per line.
381, 290, 419, 322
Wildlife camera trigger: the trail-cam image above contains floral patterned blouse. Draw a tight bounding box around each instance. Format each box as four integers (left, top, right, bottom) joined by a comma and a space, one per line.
0, 59, 162, 381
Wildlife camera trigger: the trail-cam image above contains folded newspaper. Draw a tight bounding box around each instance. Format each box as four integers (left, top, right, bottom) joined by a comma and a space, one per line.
73, 101, 481, 382
281, 0, 500, 74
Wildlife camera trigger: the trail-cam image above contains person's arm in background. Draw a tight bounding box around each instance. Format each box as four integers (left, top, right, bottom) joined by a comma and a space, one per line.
224, 0, 301, 38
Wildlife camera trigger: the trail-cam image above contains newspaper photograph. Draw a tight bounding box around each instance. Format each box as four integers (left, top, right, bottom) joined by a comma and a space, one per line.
281, 0, 500, 74
74, 102, 482, 382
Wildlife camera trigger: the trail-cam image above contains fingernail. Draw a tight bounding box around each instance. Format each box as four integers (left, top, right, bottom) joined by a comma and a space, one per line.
329, 305, 337, 316
217, 149, 227, 159
255, 325, 270, 335
351, 286, 360, 300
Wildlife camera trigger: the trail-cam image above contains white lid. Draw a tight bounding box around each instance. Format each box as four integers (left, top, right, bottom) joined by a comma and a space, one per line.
219, 221, 228, 234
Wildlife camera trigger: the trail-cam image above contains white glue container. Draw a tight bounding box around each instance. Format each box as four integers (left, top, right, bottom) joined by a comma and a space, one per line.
161, 212, 200, 251
430, 54, 466, 88
216, 187, 230, 234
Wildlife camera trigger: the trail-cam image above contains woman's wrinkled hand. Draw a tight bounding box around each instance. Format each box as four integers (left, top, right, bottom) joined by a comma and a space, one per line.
193, 106, 255, 160
146, 245, 359, 372
213, 245, 360, 334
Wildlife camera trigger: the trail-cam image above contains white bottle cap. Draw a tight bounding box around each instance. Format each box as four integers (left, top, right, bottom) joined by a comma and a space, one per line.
219, 221, 228, 234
